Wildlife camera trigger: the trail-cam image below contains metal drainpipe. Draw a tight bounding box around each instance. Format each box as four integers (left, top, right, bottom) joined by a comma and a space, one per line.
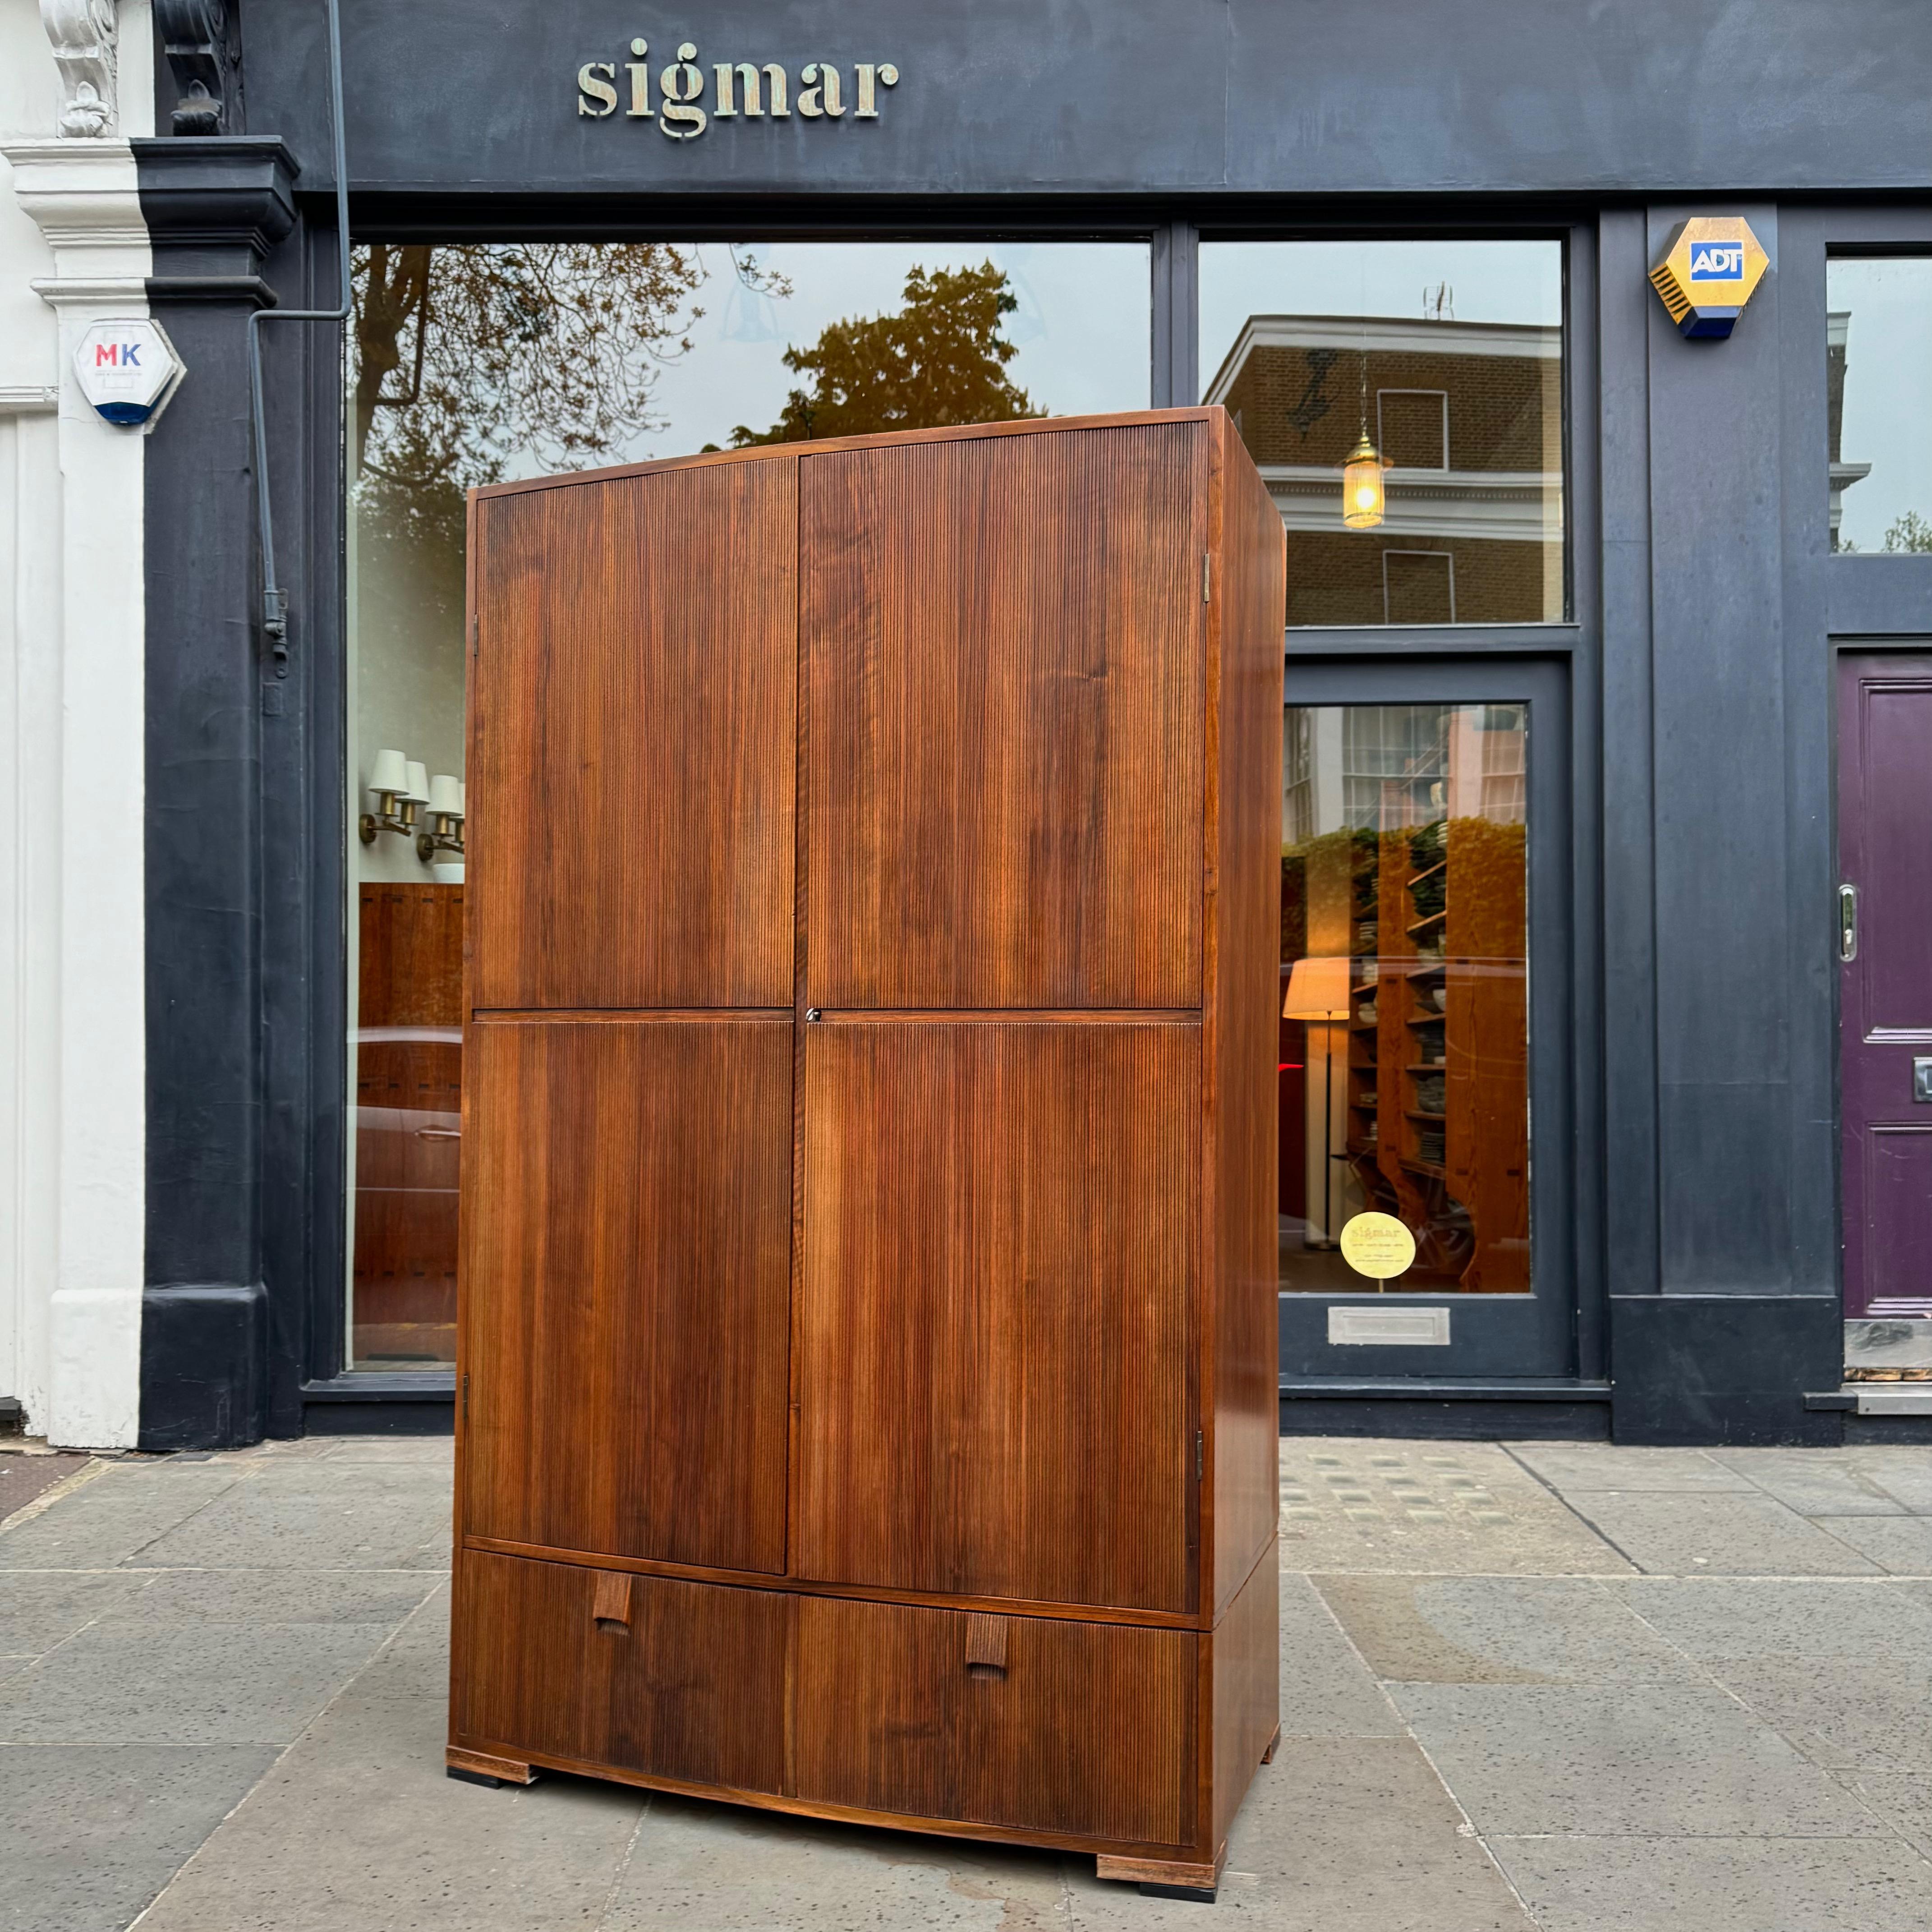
248, 0, 350, 676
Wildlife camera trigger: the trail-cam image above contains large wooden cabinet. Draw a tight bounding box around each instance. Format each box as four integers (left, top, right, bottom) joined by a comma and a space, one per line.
449, 410, 1285, 1897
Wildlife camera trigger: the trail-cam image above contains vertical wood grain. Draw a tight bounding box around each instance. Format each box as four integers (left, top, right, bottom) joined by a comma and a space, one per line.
461, 1017, 793, 1572
1209, 1540, 1280, 1856
799, 1019, 1197, 1614
802, 424, 1205, 1009
468, 460, 798, 1008
1210, 422, 1287, 1615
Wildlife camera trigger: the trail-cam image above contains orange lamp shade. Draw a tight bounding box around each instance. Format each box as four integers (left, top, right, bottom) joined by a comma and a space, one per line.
1283, 954, 1352, 1020
1341, 433, 1390, 530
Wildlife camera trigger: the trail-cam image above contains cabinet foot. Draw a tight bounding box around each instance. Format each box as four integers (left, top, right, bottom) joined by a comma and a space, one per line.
1096, 1850, 1225, 1903
1260, 1720, 1281, 1765
446, 1746, 538, 1788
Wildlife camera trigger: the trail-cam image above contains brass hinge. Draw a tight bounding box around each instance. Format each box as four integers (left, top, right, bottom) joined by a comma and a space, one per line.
1195, 1429, 1204, 1481
461, 1372, 469, 1421
1201, 553, 1211, 604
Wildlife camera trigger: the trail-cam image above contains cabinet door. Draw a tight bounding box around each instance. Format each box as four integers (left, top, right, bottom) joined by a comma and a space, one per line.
469, 459, 797, 1009
803, 423, 1205, 1009
461, 1017, 793, 1572
799, 1019, 1197, 1613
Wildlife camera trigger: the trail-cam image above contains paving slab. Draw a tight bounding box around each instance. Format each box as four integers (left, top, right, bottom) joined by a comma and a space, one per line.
1277, 1571, 1404, 1737
0, 1620, 399, 1745
104, 1567, 443, 1626
1316, 1575, 1699, 1686
1279, 1441, 1629, 1576
1808, 1513, 1932, 1573
601, 1793, 1072, 1932
127, 1482, 452, 1571
0, 1743, 279, 1932
1617, 1577, 1932, 1663
1835, 1771, 1932, 1858
1062, 1736, 1534, 1931
1558, 1491, 1884, 1575
0, 1450, 91, 1522
0, 1569, 153, 1655
133, 1640, 645, 1932
1703, 1448, 1908, 1516
1503, 1444, 1752, 1494
315, 1437, 457, 1463
1390, 1683, 1884, 1837
1489, 1833, 1932, 1932
0, 1468, 239, 1569
1855, 1455, 1932, 1513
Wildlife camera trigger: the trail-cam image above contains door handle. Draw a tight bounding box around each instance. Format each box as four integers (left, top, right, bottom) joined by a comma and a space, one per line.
415, 1127, 462, 1141
1839, 883, 1858, 963
964, 1613, 1007, 1680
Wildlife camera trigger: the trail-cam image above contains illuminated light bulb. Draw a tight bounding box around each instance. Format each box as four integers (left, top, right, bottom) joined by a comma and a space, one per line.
1341, 432, 1391, 531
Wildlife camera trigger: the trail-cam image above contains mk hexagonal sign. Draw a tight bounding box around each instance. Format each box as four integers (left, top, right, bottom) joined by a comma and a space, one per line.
1649, 217, 1770, 340
72, 317, 184, 426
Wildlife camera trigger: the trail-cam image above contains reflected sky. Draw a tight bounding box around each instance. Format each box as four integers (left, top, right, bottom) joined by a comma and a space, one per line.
1831, 258, 1932, 552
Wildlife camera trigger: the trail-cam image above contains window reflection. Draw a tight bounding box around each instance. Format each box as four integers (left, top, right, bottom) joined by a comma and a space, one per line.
343, 239, 1151, 1369
1828, 258, 1932, 554
1201, 242, 1565, 626
1280, 704, 1530, 1294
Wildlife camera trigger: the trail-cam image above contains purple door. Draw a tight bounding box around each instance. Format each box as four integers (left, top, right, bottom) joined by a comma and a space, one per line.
1839, 653, 1932, 1318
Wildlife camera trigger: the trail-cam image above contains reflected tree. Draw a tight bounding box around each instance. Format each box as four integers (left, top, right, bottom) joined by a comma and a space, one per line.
729, 262, 1040, 445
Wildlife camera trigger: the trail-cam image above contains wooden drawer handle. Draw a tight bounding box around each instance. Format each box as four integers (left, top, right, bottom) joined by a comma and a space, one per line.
593, 1572, 632, 1636
965, 1613, 1007, 1679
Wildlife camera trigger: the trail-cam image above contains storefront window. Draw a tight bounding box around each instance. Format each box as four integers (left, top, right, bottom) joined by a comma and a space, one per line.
1200, 241, 1565, 626
1279, 703, 1530, 1293
343, 239, 1151, 1369
1827, 257, 1932, 553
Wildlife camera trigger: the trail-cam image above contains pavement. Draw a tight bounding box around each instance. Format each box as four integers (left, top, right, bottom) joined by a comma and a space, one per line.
7, 1436, 1932, 1931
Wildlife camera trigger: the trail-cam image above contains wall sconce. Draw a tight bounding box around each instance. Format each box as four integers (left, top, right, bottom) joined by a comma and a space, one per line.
359, 749, 423, 847
1342, 432, 1391, 530
417, 773, 466, 864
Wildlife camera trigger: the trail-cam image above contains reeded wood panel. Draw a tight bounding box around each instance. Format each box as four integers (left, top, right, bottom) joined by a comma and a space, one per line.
1210, 1541, 1279, 1855
799, 1020, 1196, 1612
803, 425, 1205, 1009
461, 1018, 792, 1571
452, 1551, 788, 1792
794, 1596, 1192, 1848
1211, 427, 1288, 1610
469, 462, 796, 1008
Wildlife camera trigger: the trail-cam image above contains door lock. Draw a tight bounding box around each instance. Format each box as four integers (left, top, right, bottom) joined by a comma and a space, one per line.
1915, 1058, 1932, 1105
1838, 883, 1858, 963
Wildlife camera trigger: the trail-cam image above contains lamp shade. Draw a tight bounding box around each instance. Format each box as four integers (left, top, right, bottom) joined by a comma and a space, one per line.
428, 773, 464, 817
1283, 954, 1352, 1020
1341, 433, 1391, 531
403, 760, 430, 804
457, 781, 466, 817
368, 748, 408, 796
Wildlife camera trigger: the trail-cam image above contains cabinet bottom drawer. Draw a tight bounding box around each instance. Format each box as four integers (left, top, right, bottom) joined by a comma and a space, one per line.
452, 1550, 787, 1793
794, 1595, 1195, 1848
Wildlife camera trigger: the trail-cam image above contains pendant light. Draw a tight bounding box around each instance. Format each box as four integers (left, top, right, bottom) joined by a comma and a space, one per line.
1341, 342, 1391, 530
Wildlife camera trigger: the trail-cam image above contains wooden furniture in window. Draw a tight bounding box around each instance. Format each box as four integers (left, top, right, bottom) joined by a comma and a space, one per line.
448, 410, 1284, 1900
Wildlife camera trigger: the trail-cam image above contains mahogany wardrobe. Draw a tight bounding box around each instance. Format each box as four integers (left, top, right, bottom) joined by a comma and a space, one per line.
447, 408, 1285, 1901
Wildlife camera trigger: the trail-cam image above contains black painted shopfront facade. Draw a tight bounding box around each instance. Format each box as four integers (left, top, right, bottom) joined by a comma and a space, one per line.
131, 1, 1932, 1448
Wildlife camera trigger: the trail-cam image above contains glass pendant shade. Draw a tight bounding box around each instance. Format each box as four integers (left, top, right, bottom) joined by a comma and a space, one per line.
1341, 433, 1391, 530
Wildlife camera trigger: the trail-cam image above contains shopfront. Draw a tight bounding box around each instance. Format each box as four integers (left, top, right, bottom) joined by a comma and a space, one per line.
100, 0, 1932, 1446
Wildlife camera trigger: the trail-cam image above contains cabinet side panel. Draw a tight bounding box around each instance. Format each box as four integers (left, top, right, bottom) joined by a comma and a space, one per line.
799, 1020, 1196, 1613
1212, 431, 1287, 1613
468, 461, 797, 1008
461, 1018, 793, 1571
803, 424, 1205, 1010
1210, 1539, 1279, 1854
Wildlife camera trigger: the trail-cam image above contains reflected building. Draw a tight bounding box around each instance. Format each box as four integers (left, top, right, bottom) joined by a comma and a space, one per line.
1206, 315, 1564, 626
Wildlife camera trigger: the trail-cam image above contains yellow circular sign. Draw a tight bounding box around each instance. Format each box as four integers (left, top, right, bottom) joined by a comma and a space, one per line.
1339, 1211, 1417, 1281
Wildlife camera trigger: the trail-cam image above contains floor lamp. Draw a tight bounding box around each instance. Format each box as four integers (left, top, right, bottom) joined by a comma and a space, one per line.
1283, 956, 1353, 1249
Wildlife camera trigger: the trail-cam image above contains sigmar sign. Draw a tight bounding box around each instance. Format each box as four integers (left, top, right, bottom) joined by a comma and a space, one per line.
576, 39, 898, 138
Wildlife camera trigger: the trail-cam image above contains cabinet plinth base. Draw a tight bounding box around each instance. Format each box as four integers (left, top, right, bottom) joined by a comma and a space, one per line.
447, 1745, 538, 1788
1096, 1848, 1226, 1903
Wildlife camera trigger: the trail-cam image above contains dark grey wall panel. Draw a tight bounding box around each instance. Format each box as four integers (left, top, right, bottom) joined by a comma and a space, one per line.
1646, 203, 1794, 1294
242, 0, 1932, 199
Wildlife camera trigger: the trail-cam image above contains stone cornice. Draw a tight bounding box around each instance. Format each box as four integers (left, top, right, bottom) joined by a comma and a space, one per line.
1, 139, 150, 296
132, 137, 298, 253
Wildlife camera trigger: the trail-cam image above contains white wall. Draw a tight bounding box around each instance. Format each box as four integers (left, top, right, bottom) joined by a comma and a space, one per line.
0, 0, 152, 1447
